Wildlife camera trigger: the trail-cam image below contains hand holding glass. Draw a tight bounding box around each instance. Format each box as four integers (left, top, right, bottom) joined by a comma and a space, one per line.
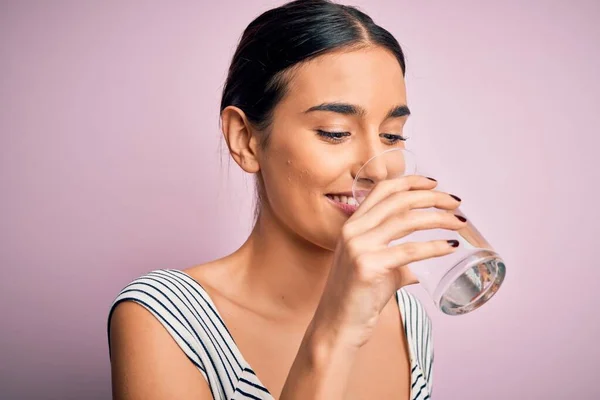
352, 148, 506, 315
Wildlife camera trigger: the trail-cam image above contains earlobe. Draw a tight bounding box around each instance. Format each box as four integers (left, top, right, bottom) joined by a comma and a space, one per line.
221, 106, 261, 173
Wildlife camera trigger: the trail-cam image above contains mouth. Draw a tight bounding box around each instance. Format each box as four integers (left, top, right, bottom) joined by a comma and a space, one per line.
325, 193, 359, 216
325, 193, 358, 205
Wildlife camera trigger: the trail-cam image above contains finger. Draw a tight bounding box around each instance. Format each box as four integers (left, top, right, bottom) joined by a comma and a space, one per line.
350, 175, 437, 220
364, 239, 459, 272
347, 189, 462, 237
360, 209, 467, 247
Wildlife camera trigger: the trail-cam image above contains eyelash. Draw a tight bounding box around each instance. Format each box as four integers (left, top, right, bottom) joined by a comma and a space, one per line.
316, 130, 408, 144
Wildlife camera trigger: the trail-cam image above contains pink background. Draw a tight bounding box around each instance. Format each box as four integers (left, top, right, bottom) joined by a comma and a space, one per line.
1, 1, 598, 399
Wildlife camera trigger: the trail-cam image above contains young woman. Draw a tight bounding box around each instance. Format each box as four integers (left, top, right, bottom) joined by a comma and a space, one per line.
108, 1, 466, 398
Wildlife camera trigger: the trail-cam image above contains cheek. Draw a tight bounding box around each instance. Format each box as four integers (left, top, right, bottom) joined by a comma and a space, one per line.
282, 145, 343, 190
263, 154, 327, 215
260, 129, 349, 218
283, 161, 323, 206
261, 148, 348, 249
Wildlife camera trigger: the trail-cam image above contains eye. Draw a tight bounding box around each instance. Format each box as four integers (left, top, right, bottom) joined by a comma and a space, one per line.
380, 133, 409, 144
316, 129, 351, 143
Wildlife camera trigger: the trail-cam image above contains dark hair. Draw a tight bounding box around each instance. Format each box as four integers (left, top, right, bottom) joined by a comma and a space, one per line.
220, 0, 407, 221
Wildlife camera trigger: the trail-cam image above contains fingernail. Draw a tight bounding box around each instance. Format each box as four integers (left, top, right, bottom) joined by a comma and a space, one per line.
447, 240, 459, 247
426, 177, 437, 182
454, 214, 467, 222
450, 194, 462, 202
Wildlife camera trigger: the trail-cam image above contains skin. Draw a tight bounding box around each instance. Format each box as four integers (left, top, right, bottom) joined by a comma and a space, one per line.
110, 45, 464, 399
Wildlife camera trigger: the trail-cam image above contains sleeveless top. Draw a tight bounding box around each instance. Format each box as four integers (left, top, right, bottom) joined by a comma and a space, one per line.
107, 269, 434, 399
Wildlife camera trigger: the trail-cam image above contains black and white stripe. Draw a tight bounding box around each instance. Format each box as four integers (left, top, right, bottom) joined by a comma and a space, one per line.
108, 269, 433, 399
397, 289, 434, 399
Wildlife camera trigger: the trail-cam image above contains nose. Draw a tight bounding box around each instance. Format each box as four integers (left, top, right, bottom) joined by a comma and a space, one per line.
351, 147, 390, 187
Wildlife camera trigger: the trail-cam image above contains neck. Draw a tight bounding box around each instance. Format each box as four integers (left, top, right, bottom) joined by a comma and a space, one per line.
231, 205, 335, 321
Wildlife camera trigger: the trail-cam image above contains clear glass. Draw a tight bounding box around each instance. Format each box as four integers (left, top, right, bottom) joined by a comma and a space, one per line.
352, 147, 506, 315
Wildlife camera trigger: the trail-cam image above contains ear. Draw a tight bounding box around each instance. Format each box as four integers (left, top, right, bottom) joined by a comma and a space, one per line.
220, 106, 261, 173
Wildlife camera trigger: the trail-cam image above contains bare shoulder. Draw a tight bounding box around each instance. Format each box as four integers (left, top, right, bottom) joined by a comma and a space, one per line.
182, 255, 244, 306
183, 256, 235, 288
109, 282, 213, 399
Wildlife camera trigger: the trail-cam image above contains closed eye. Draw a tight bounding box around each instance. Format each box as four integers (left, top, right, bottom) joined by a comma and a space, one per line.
316, 130, 408, 144
380, 133, 409, 143
315, 130, 351, 142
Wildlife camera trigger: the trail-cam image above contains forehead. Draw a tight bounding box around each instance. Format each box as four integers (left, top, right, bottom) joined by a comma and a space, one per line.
281, 46, 407, 111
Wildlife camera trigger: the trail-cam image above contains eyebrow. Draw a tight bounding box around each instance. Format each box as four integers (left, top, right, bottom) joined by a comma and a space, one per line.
304, 102, 411, 119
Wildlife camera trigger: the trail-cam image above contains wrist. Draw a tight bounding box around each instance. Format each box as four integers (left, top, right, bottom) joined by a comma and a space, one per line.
304, 318, 360, 363
280, 320, 359, 400
302, 320, 359, 392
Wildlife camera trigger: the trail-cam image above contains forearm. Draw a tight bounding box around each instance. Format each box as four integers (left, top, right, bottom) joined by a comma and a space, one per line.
279, 321, 358, 399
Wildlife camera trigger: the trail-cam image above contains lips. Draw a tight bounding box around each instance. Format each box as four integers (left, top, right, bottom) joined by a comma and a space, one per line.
325, 194, 358, 216
325, 194, 359, 206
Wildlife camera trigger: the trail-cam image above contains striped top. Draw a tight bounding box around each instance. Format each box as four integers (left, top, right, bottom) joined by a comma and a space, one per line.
108, 269, 434, 399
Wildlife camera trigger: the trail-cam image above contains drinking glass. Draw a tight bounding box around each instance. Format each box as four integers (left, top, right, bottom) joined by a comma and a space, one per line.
352, 147, 506, 315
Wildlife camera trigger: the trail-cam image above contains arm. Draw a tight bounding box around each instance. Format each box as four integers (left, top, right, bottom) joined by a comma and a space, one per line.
279, 319, 359, 399
109, 301, 213, 400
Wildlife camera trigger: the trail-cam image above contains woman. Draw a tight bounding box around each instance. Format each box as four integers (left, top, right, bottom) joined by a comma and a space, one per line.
108, 0, 466, 398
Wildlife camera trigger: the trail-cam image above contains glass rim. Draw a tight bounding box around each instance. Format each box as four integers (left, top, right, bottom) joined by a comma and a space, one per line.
352, 147, 418, 201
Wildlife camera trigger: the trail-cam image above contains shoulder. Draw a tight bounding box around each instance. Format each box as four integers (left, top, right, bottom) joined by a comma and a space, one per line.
109, 269, 202, 312
108, 270, 214, 398
107, 269, 214, 364
108, 269, 194, 333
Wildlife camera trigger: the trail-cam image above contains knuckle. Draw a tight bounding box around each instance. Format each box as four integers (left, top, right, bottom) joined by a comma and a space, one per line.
345, 236, 363, 260
341, 223, 355, 241
389, 192, 410, 212
402, 242, 420, 258
395, 177, 411, 191
374, 179, 391, 190
376, 177, 410, 195
354, 253, 370, 270
391, 190, 408, 203
397, 212, 416, 232
391, 213, 407, 228
372, 179, 394, 198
